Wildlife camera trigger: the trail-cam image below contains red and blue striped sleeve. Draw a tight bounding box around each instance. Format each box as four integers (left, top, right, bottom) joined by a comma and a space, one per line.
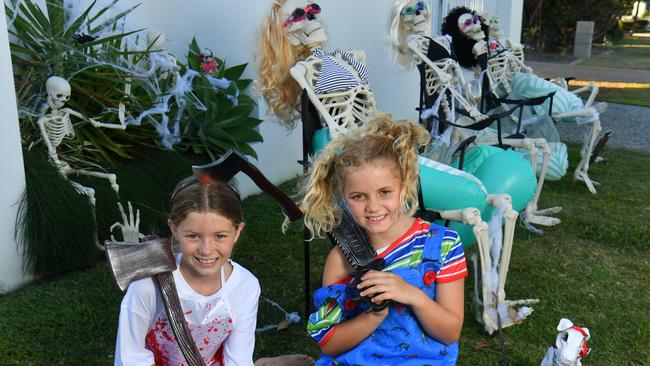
436, 229, 468, 283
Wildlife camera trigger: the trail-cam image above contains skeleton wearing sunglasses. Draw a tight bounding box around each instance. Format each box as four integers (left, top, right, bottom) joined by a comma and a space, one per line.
259, 0, 376, 136
257, 0, 326, 127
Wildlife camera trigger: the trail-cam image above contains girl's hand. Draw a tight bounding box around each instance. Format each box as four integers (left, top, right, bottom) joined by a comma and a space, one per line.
357, 270, 422, 306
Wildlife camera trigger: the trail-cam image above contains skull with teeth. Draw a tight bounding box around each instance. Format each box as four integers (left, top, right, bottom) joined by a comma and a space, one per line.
400, 0, 430, 35
458, 12, 485, 41
45, 76, 71, 110
281, 0, 327, 47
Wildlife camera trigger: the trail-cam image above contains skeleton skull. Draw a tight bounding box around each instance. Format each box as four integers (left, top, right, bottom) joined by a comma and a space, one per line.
458, 12, 485, 41
282, 0, 327, 47
400, 0, 429, 35
46, 76, 71, 110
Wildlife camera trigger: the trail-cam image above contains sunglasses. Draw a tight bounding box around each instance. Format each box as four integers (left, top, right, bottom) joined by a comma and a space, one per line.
284, 3, 321, 28
460, 14, 481, 32
401, 1, 427, 16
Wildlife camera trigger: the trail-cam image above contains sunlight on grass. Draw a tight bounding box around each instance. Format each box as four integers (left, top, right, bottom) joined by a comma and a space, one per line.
569, 80, 650, 89
569, 80, 650, 107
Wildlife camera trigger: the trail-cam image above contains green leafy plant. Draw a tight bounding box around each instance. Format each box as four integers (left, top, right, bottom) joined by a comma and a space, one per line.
171, 38, 263, 159
6, 0, 156, 166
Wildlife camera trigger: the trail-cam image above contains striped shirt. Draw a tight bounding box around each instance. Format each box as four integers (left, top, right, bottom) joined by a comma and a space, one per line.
313, 48, 369, 94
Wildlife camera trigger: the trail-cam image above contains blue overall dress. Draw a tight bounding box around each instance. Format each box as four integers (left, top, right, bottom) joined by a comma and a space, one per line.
312, 223, 459, 366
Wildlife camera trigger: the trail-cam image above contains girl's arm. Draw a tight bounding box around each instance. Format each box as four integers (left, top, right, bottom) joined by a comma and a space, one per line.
359, 230, 467, 345
223, 270, 260, 366
410, 278, 464, 344
114, 279, 157, 366
359, 272, 464, 345
317, 247, 389, 357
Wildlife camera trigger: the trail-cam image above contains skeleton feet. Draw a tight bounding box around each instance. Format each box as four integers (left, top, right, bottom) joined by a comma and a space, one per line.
482, 295, 539, 335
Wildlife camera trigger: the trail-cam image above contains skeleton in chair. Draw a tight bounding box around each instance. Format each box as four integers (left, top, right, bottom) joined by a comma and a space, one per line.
456, 9, 607, 194
435, 6, 563, 228
389, 0, 538, 333
37, 76, 125, 205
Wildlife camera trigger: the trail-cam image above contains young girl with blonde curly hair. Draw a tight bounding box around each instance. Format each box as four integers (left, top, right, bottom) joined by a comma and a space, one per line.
301, 115, 468, 365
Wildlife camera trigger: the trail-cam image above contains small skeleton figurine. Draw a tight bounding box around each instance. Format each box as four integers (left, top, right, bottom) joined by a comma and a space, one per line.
541, 318, 591, 366
37, 76, 126, 205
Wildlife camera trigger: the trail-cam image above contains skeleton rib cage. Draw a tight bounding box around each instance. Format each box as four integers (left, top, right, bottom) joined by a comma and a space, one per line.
298, 54, 377, 139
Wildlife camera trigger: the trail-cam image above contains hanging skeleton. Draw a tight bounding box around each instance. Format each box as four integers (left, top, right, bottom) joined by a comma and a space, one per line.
37, 76, 126, 205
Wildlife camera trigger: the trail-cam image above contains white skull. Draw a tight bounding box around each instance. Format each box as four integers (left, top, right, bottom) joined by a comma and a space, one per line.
282, 0, 327, 48
147, 30, 167, 52
46, 76, 71, 110
401, 0, 429, 35
458, 12, 485, 41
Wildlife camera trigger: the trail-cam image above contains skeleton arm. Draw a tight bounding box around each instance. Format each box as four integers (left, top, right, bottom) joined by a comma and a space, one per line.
407, 38, 453, 85
66, 108, 127, 130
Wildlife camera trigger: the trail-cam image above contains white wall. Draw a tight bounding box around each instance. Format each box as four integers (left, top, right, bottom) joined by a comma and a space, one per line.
0, 4, 30, 294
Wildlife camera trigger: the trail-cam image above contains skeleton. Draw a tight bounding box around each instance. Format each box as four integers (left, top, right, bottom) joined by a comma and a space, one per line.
144, 30, 180, 82
290, 51, 377, 139
37, 76, 126, 205
541, 318, 592, 366
388, 0, 538, 332
416, 7, 561, 227
478, 16, 608, 194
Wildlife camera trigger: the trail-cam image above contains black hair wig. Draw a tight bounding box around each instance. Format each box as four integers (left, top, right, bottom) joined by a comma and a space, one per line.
441, 6, 485, 69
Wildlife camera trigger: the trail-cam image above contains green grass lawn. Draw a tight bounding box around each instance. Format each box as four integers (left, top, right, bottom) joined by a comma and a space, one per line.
1, 146, 649, 365
581, 33, 650, 70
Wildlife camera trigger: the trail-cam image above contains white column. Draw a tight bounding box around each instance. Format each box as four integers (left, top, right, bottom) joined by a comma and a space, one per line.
0, 4, 30, 294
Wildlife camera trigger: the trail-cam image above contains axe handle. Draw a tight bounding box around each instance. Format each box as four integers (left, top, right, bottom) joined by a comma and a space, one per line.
155, 272, 206, 366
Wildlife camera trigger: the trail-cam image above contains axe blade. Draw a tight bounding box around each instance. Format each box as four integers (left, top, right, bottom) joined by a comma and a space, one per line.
105, 237, 176, 291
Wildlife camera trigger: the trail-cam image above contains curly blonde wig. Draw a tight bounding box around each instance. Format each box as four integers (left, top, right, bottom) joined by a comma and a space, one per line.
387, 0, 432, 69
300, 114, 430, 239
256, 0, 319, 127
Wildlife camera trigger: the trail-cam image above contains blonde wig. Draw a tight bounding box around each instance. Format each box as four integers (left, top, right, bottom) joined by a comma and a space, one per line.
256, 0, 320, 128
300, 114, 430, 239
387, 0, 432, 69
